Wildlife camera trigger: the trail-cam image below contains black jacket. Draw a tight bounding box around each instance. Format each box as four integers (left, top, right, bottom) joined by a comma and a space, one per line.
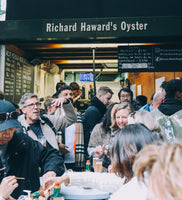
158, 98, 182, 116
83, 96, 106, 152
0, 131, 65, 199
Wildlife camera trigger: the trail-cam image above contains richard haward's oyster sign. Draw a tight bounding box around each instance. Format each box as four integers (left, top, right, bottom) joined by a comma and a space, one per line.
45, 21, 148, 33
43, 17, 182, 38
0, 16, 182, 40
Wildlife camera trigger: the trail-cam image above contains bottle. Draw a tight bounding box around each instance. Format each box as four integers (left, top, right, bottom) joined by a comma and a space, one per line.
30, 191, 40, 199
53, 182, 61, 199
86, 160, 91, 171
23, 190, 32, 200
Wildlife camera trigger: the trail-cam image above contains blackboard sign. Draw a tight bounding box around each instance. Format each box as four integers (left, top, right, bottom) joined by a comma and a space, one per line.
4, 50, 34, 104
118, 45, 182, 72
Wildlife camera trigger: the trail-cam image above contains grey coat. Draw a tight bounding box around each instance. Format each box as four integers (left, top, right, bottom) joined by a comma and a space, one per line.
21, 102, 77, 149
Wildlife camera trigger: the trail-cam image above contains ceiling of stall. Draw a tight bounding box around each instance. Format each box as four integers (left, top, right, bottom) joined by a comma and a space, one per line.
9, 43, 119, 72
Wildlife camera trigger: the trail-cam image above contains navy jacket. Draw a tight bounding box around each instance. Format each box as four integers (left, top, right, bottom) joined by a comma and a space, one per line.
83, 96, 106, 153
0, 130, 65, 199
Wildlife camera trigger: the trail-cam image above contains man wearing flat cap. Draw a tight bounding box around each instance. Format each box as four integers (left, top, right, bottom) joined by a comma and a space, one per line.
0, 100, 65, 199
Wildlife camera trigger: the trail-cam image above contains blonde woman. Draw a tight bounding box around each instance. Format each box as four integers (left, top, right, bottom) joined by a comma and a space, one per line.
94, 102, 134, 168
134, 142, 182, 200
110, 102, 134, 131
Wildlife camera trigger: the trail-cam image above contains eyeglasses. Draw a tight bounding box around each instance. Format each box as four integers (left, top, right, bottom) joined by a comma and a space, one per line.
23, 102, 41, 109
0, 111, 19, 122
120, 94, 131, 98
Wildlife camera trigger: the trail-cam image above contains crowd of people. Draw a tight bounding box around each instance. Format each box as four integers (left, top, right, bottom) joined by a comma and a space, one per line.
0, 78, 182, 200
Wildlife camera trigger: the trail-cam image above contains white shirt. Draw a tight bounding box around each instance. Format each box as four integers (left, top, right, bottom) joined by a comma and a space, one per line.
68, 172, 124, 194
109, 176, 147, 200
64, 124, 76, 163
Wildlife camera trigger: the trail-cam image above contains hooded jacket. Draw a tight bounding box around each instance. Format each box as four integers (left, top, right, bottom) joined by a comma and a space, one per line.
152, 98, 182, 141
0, 131, 65, 199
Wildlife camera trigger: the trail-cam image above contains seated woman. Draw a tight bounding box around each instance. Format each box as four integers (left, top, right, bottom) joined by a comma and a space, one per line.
88, 102, 119, 149
93, 102, 134, 170
88, 103, 118, 171
0, 176, 18, 200
43, 123, 162, 200
134, 142, 182, 200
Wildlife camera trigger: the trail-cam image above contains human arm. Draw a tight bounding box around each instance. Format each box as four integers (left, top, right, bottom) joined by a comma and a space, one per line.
0, 176, 18, 199
48, 98, 77, 131
73, 90, 82, 104
43, 172, 124, 194
40, 149, 65, 177
88, 123, 104, 148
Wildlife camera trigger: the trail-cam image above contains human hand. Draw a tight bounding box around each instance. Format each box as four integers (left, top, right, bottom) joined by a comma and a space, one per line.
42, 171, 56, 186
59, 144, 70, 154
42, 174, 69, 191
6, 196, 16, 200
51, 98, 67, 108
108, 165, 113, 173
0, 176, 18, 199
93, 145, 105, 158
77, 90, 82, 98
42, 177, 58, 191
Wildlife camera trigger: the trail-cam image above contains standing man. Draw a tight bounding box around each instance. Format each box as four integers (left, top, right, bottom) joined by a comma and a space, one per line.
0, 100, 65, 198
140, 91, 165, 112
19, 93, 77, 150
58, 85, 85, 171
84, 86, 113, 155
118, 87, 140, 110
152, 79, 182, 141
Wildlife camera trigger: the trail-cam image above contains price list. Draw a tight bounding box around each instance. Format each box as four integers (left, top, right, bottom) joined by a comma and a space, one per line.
4, 50, 34, 103
118, 45, 182, 72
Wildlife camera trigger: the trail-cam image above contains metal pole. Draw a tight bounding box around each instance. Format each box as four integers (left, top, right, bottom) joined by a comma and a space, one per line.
92, 48, 96, 96
0, 45, 5, 91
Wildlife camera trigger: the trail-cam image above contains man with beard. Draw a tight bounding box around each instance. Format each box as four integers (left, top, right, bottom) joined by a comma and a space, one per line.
19, 93, 77, 150
152, 79, 182, 142
58, 85, 85, 171
118, 87, 140, 111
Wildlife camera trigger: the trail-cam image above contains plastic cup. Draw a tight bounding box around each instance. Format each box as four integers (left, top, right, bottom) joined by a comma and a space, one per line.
93, 157, 99, 172
95, 161, 102, 173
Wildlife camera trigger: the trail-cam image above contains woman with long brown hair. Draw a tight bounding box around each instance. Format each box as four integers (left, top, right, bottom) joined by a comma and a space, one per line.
43, 124, 162, 200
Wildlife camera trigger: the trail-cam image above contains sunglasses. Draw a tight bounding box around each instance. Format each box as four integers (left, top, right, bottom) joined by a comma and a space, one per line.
0, 111, 19, 122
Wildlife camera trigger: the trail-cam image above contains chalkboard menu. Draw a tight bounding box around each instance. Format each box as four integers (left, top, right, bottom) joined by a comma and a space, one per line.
4, 50, 34, 104
118, 45, 182, 72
